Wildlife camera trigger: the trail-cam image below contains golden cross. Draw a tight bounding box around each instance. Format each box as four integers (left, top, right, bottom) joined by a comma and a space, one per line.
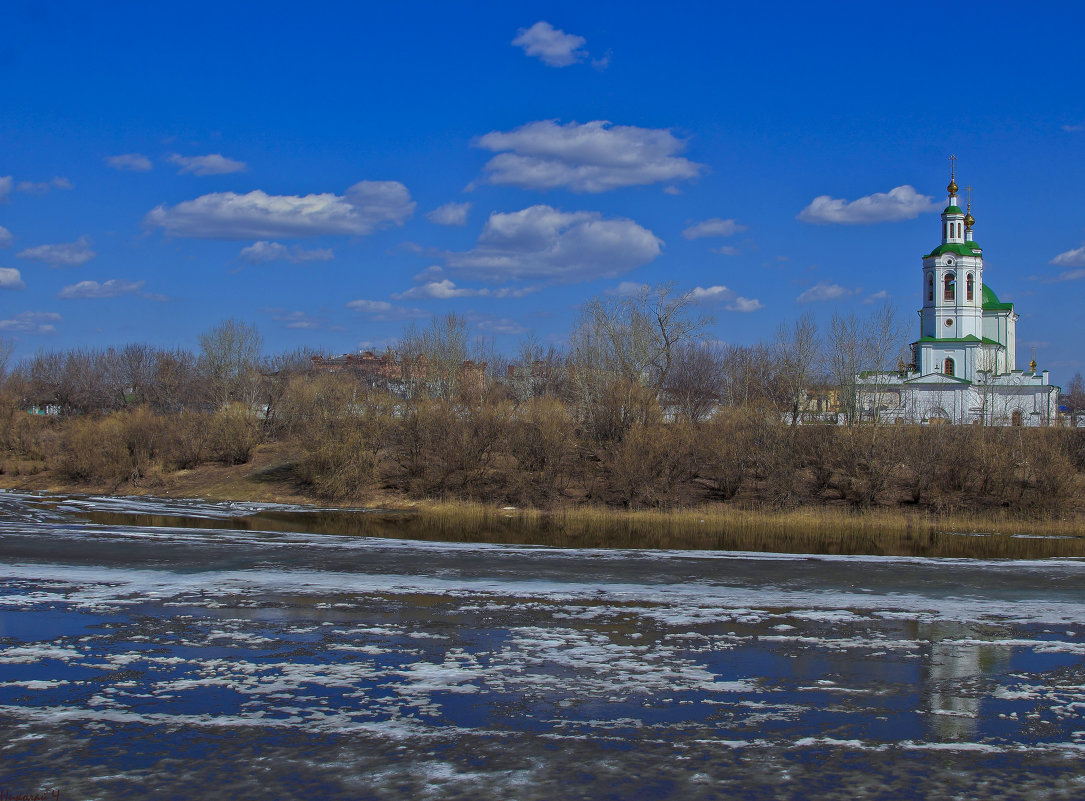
966, 184, 973, 210
948, 154, 957, 179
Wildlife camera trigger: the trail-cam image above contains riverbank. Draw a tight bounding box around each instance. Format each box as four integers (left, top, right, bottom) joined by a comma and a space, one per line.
2, 443, 1082, 558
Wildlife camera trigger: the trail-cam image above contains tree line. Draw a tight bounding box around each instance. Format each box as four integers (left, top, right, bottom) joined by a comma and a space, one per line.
1, 286, 1082, 514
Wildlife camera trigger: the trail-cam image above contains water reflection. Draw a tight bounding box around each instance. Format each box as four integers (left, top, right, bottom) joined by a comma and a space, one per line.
920, 622, 1012, 740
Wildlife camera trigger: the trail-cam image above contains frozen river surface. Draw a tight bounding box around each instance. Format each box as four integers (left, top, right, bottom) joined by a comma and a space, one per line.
1, 492, 1084, 800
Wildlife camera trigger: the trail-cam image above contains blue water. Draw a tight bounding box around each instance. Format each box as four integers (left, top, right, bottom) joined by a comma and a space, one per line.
1, 491, 1084, 799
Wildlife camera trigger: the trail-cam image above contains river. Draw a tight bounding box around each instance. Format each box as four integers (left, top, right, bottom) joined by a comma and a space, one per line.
1, 491, 1083, 799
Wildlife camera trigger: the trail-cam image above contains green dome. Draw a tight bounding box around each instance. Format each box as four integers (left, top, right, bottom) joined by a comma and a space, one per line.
943, 205, 964, 215
982, 284, 1014, 311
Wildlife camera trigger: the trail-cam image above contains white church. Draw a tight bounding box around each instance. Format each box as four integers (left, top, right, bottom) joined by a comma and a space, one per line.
857, 166, 1060, 425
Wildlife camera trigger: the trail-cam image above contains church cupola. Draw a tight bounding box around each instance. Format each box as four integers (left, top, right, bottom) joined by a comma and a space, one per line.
941, 155, 966, 244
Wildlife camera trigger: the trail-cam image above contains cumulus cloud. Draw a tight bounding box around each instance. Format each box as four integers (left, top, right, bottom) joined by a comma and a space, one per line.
0, 311, 60, 334
512, 21, 587, 67
607, 281, 648, 296
239, 241, 334, 264
473, 120, 703, 193
796, 281, 861, 303
394, 279, 538, 300
1050, 245, 1085, 267
712, 245, 740, 256
107, 153, 153, 171
346, 299, 428, 322
798, 185, 938, 224
0, 268, 25, 290
57, 279, 147, 299
145, 181, 415, 239
446, 204, 662, 282
0, 225, 12, 248
17, 236, 96, 267
16, 177, 72, 194
682, 218, 746, 239
426, 202, 472, 226
412, 265, 446, 283
167, 153, 247, 176
0, 176, 11, 202
864, 289, 890, 303
688, 284, 763, 312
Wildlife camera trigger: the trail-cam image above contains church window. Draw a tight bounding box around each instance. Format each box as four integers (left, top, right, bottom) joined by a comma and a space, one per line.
957, 222, 962, 238
944, 273, 955, 301
966, 273, 974, 301
944, 358, 955, 377
1011, 410, 1022, 426
927, 274, 934, 301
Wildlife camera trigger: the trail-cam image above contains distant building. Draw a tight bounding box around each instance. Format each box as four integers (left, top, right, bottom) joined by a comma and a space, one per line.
856, 164, 1059, 425
309, 351, 487, 394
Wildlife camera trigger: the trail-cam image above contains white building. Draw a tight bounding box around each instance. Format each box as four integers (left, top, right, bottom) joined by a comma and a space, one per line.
857, 167, 1059, 425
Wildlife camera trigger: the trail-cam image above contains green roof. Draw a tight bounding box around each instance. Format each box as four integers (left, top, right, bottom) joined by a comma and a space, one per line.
925, 242, 983, 258
917, 335, 983, 344
981, 284, 1014, 311
943, 205, 964, 215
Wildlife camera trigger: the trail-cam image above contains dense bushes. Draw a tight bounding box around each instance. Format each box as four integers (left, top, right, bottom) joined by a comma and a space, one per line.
2, 367, 1082, 516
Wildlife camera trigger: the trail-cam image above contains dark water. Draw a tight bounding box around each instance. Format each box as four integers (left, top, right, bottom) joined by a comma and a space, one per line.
1, 492, 1083, 800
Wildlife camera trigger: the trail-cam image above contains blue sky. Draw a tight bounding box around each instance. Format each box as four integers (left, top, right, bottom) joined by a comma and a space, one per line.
2, 1, 1084, 375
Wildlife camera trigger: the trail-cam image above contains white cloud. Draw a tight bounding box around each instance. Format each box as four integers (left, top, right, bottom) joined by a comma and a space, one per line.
1050, 245, 1085, 267
0, 268, 25, 290
239, 241, 334, 264
107, 153, 153, 172
682, 218, 746, 239
864, 289, 890, 303
712, 245, 740, 256
0, 311, 61, 334
17, 236, 96, 267
58, 279, 146, 299
798, 185, 938, 224
1062, 124, 1084, 133
167, 153, 247, 176
426, 202, 472, 226
476, 317, 528, 335
608, 281, 649, 296
346, 299, 428, 322
1045, 268, 1085, 282
446, 204, 662, 282
726, 296, 764, 312
473, 120, 704, 193
0, 225, 12, 248
512, 21, 587, 67
412, 265, 445, 282
145, 181, 415, 239
796, 281, 861, 303
264, 308, 339, 330
16, 177, 73, 194
688, 285, 763, 312
0, 176, 11, 202
394, 279, 538, 300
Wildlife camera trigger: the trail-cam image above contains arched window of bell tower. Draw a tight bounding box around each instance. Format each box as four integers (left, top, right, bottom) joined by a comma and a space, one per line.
966, 273, 974, 301
944, 273, 955, 302
927, 274, 934, 302
957, 222, 962, 238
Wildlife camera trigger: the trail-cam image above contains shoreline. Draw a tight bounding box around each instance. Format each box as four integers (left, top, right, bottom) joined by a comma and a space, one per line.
3, 462, 1083, 560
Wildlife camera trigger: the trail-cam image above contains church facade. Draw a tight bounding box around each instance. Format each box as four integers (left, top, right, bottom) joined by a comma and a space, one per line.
856, 169, 1059, 425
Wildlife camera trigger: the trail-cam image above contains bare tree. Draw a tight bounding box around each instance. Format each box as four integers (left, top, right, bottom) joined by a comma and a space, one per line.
662, 341, 725, 423
774, 312, 821, 425
197, 319, 263, 408
1065, 372, 1085, 427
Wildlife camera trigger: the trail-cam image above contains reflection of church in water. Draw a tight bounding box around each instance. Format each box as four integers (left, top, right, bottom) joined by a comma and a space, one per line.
858, 162, 1060, 425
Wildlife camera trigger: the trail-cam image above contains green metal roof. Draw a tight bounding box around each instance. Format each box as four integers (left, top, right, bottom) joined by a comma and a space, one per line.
925, 242, 983, 258
917, 335, 983, 344
943, 205, 964, 215
981, 284, 1014, 311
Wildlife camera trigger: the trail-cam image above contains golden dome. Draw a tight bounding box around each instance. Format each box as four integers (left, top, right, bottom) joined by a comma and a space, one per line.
1029, 358, 1037, 372
964, 212, 975, 227
947, 178, 959, 195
